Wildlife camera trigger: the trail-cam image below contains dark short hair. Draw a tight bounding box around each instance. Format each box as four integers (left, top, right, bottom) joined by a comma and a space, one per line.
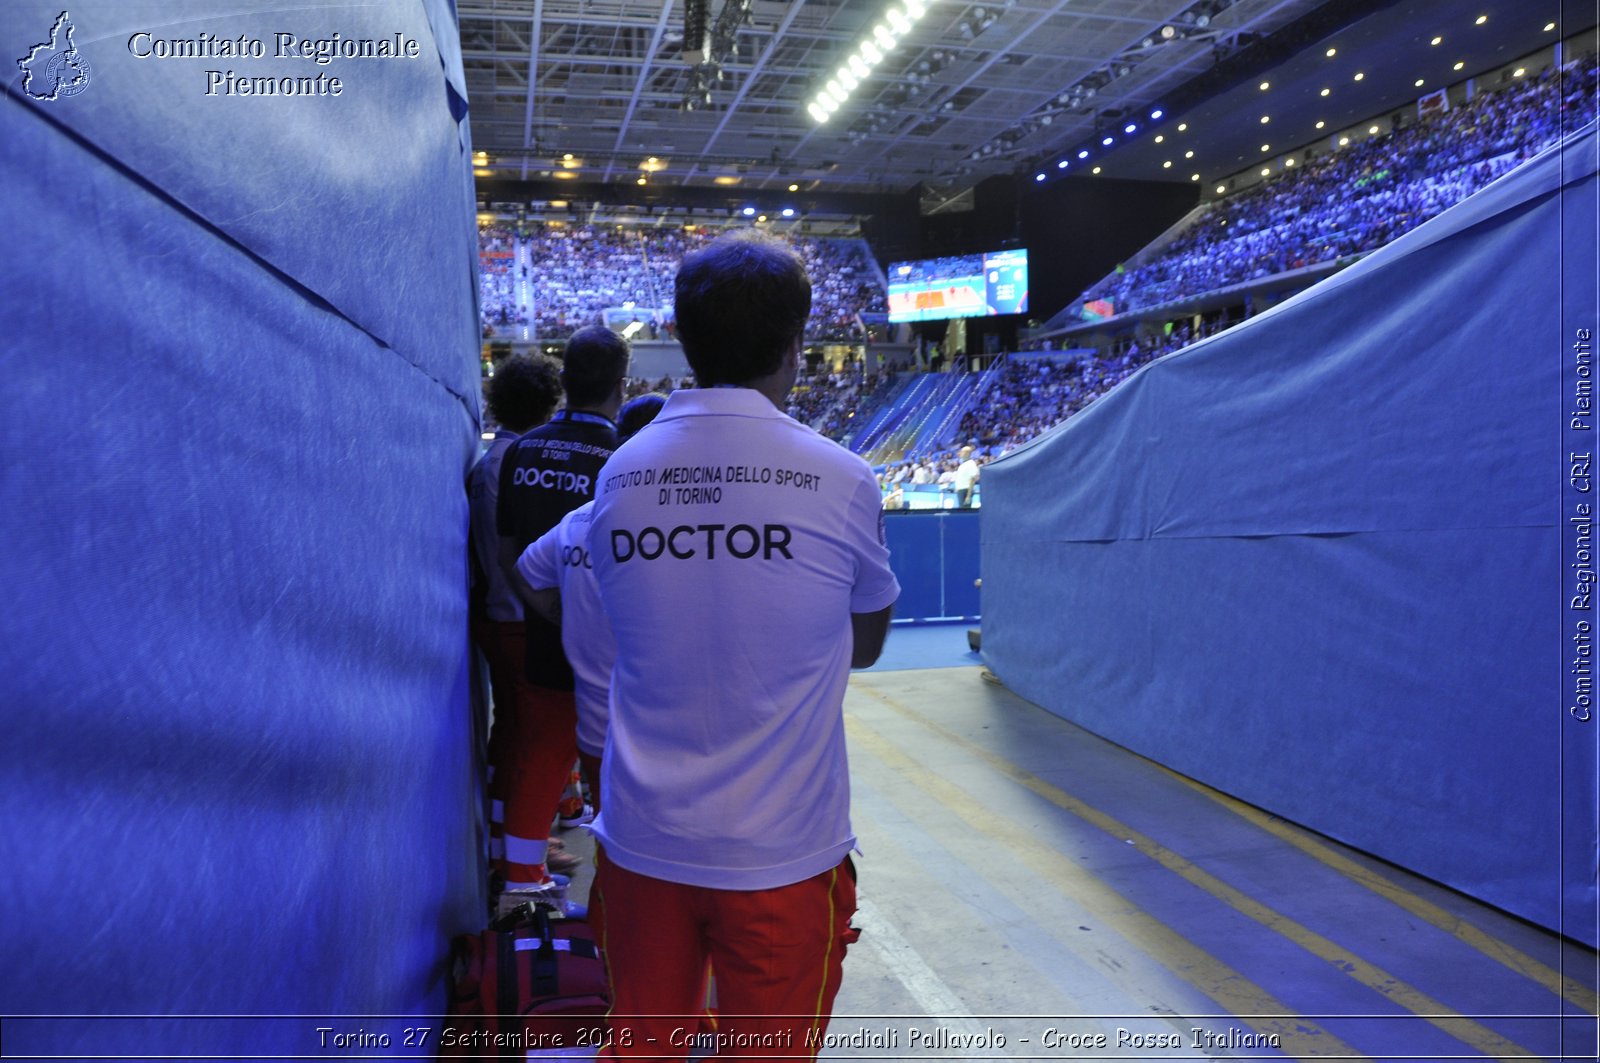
561, 326, 631, 408
674, 231, 811, 386
618, 392, 668, 440
486, 354, 562, 433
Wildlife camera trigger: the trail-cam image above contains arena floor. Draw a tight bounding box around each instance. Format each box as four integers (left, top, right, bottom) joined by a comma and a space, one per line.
558, 650, 1598, 1060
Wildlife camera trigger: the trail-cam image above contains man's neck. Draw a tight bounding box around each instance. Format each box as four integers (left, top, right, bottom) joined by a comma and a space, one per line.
722, 360, 796, 410
570, 398, 621, 423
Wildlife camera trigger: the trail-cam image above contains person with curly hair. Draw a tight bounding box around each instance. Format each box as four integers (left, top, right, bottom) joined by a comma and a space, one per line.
494, 327, 630, 905
468, 354, 570, 884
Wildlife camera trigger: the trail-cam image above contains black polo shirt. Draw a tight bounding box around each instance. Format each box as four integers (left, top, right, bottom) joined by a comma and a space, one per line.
497, 409, 619, 688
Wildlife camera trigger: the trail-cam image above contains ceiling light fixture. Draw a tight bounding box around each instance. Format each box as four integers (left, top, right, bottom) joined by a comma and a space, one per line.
805, 1, 931, 123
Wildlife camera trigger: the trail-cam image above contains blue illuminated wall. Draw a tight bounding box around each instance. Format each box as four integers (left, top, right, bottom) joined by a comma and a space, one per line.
884, 511, 981, 621
1, 1, 485, 1053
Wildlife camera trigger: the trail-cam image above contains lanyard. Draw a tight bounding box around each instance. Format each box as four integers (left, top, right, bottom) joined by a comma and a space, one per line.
552, 410, 616, 428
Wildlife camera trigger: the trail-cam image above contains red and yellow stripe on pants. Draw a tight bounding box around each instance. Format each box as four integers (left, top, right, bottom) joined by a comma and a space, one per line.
474, 619, 577, 887
595, 852, 860, 1060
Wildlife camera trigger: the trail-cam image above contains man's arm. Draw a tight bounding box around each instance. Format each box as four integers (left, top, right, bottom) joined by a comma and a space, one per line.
504, 551, 563, 625
524, 586, 562, 626
498, 536, 525, 586
850, 604, 893, 669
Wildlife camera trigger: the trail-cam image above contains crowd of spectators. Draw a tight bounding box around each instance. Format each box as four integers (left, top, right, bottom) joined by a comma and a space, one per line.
945, 329, 1193, 455
785, 368, 895, 438
478, 224, 526, 332
481, 55, 1600, 487
515, 224, 666, 338
825, 319, 1225, 490
478, 223, 888, 343
1084, 56, 1600, 316
795, 239, 888, 341
552, 331, 1216, 473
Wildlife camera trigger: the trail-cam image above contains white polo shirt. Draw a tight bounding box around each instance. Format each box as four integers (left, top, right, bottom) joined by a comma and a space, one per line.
589, 387, 900, 890
953, 457, 980, 492
516, 502, 611, 758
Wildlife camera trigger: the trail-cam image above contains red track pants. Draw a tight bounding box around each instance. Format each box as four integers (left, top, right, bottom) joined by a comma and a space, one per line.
475, 619, 577, 886
595, 852, 859, 1060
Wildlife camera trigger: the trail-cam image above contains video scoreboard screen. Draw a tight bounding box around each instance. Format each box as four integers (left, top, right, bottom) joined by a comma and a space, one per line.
886, 248, 1029, 323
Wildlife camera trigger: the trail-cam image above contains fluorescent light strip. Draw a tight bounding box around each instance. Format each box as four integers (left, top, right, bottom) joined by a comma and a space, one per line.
806, 1, 928, 122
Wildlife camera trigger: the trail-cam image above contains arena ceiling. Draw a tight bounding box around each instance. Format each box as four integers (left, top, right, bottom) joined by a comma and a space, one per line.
459, 0, 1590, 201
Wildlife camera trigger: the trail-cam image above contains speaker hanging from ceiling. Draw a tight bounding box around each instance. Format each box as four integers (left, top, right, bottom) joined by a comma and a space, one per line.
684, 0, 710, 65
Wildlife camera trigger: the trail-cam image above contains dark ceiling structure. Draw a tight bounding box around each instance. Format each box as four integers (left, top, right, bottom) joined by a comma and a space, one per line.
460, 0, 1591, 205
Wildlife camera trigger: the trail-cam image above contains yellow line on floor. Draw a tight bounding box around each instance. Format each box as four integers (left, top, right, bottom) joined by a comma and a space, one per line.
1147, 761, 1600, 1018
853, 685, 1544, 1063
844, 714, 1370, 1060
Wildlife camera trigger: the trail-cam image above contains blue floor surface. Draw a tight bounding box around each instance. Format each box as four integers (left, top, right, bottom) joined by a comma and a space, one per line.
865, 621, 983, 672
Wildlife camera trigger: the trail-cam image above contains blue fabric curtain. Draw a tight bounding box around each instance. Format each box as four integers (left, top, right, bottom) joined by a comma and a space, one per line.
1, 1, 485, 1053
983, 123, 1599, 946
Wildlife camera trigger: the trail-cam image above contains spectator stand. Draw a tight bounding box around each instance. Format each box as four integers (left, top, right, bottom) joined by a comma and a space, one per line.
848, 373, 947, 459
1041, 47, 1598, 355
507, 221, 891, 349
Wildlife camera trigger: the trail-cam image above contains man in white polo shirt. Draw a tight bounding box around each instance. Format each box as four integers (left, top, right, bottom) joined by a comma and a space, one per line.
589, 231, 898, 1059
512, 393, 668, 816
